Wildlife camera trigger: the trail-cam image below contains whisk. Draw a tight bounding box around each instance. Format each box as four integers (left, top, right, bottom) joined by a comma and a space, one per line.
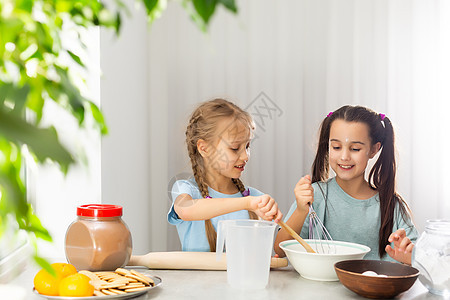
308, 205, 336, 254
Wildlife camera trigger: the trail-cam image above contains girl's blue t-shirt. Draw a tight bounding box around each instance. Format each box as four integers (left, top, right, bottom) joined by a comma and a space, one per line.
167, 178, 264, 252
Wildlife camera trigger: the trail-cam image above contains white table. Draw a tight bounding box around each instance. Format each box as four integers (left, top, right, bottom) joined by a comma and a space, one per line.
10, 263, 444, 300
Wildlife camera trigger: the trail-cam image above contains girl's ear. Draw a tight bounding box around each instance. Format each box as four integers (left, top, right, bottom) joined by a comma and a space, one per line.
369, 142, 382, 158
197, 139, 209, 158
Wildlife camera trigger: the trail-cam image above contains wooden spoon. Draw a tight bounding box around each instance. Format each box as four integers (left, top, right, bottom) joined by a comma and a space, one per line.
278, 220, 316, 253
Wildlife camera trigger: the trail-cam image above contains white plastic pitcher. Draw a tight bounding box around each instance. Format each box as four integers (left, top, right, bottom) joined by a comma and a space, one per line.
216, 219, 277, 289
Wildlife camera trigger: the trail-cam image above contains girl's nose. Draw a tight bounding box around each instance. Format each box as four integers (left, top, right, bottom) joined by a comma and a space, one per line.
241, 148, 250, 161
341, 149, 350, 161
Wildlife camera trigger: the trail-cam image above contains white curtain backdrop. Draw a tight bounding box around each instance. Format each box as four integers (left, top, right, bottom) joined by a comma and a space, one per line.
100, 0, 450, 252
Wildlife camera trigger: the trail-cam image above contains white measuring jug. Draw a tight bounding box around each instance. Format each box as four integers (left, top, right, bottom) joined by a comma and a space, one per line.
216, 219, 277, 289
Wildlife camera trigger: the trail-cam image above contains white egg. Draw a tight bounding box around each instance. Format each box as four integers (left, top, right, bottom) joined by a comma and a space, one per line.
362, 270, 388, 277
362, 271, 379, 276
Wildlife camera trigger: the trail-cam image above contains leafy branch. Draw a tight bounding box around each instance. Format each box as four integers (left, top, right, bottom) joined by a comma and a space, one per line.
0, 0, 237, 273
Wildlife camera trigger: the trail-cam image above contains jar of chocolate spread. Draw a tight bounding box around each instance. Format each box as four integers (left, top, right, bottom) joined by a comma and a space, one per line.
65, 204, 132, 271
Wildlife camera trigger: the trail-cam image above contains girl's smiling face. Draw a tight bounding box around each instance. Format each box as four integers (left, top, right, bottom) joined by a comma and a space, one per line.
200, 118, 252, 186
329, 119, 380, 184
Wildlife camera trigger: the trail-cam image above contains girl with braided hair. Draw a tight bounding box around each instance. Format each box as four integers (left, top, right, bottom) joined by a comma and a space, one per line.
168, 99, 282, 252
274, 105, 418, 264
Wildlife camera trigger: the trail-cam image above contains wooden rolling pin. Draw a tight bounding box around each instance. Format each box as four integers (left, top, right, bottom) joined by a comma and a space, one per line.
128, 252, 288, 270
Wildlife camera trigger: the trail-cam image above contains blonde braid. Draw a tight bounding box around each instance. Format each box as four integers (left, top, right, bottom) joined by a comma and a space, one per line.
186, 111, 218, 252
189, 153, 218, 252
232, 178, 258, 220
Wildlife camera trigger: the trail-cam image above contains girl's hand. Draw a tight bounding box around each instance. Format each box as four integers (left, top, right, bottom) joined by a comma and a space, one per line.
294, 175, 314, 215
385, 228, 414, 265
248, 194, 283, 222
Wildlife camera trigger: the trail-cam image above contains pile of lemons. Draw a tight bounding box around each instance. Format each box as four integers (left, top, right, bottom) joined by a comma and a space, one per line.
33, 263, 94, 297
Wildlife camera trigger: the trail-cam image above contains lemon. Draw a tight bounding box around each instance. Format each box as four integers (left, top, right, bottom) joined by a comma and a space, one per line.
33, 262, 77, 296
59, 273, 94, 297
33, 269, 60, 296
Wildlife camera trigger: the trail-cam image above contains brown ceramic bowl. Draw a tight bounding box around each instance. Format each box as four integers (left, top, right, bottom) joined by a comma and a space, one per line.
334, 260, 419, 299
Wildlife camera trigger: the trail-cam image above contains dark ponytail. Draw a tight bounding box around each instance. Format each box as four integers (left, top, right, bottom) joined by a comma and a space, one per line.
312, 116, 332, 183
368, 116, 410, 257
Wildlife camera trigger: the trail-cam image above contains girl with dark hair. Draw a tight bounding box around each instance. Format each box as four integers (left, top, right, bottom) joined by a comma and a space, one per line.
274, 105, 417, 264
168, 99, 282, 252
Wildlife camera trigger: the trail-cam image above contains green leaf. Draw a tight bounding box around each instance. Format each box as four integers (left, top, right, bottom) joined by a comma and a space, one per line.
25, 213, 52, 242
144, 0, 168, 25
55, 0, 72, 13
55, 16, 63, 28
0, 170, 27, 218
143, 0, 159, 14
93, 12, 100, 26
28, 80, 46, 122
0, 83, 13, 105
218, 0, 237, 13
54, 67, 86, 124
33, 255, 56, 277
0, 109, 74, 168
115, 12, 122, 35
67, 50, 85, 67
11, 84, 30, 115
74, 105, 85, 125
17, 0, 33, 13
36, 22, 54, 53
192, 0, 217, 24
89, 102, 108, 135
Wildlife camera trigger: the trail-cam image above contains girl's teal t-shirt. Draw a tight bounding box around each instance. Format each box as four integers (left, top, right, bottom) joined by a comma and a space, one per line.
284, 177, 418, 261
168, 178, 264, 252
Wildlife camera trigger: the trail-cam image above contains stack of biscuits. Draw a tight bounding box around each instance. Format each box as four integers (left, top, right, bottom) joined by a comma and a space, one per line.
79, 268, 154, 296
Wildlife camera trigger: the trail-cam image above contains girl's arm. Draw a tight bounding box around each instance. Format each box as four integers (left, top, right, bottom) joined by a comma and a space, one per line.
174, 193, 282, 222
274, 175, 314, 257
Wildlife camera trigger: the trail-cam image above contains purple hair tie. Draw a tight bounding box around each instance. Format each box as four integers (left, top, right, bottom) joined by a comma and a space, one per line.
326, 111, 333, 117
380, 113, 386, 121
205, 196, 212, 199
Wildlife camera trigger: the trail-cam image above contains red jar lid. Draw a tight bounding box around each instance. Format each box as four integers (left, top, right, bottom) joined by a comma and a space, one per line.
77, 204, 123, 217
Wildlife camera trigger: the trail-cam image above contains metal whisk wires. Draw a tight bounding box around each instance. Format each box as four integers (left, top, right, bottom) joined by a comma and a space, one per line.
308, 206, 336, 254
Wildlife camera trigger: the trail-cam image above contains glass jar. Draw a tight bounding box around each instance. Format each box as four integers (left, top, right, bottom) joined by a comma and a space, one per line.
412, 220, 450, 296
65, 204, 132, 271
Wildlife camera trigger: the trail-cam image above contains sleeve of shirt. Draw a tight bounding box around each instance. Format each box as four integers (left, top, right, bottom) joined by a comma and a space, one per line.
282, 201, 310, 239
284, 201, 297, 222
167, 180, 195, 225
247, 186, 264, 197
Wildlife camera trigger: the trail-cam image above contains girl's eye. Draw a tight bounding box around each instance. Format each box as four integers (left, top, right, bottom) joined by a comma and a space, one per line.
351, 148, 361, 152
231, 148, 239, 151
332, 146, 341, 150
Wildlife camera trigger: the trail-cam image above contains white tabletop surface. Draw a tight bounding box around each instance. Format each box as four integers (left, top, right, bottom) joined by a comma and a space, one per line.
8, 262, 446, 300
